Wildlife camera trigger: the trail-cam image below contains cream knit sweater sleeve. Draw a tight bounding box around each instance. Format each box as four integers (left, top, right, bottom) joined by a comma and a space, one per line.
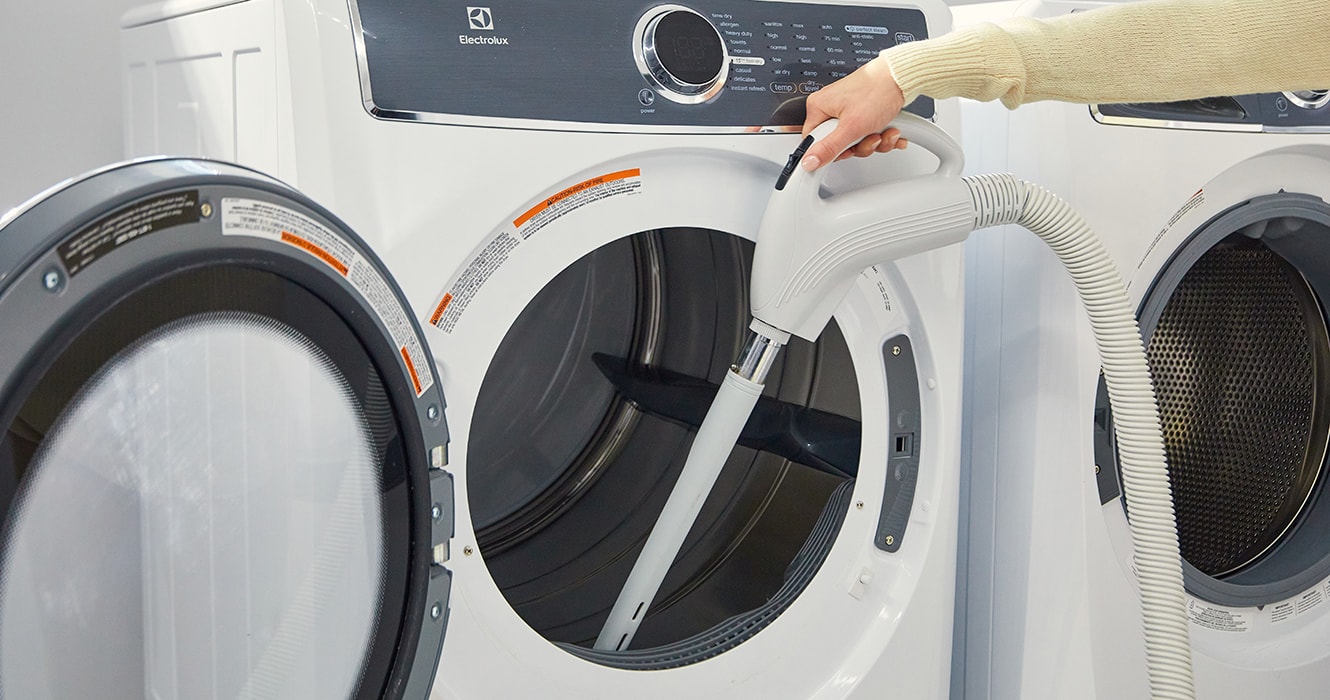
883, 0, 1330, 108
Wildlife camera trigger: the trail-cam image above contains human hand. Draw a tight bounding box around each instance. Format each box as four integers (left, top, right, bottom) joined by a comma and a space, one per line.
800, 57, 908, 171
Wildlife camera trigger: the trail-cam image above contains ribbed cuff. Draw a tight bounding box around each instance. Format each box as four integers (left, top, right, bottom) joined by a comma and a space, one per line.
880, 23, 1025, 107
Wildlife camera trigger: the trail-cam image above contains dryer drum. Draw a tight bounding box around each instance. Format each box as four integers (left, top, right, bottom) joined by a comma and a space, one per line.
1098, 194, 1330, 606
1148, 243, 1328, 578
0, 161, 450, 699
467, 228, 862, 663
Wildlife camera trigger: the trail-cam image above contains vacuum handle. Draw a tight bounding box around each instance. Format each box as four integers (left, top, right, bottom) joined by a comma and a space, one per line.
753, 112, 974, 341
808, 112, 963, 178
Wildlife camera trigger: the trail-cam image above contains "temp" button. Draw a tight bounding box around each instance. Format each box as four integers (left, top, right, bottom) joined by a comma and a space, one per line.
770, 82, 797, 94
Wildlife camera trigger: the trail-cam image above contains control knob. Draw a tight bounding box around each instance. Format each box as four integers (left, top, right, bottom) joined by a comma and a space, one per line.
634, 5, 729, 104
1284, 89, 1330, 110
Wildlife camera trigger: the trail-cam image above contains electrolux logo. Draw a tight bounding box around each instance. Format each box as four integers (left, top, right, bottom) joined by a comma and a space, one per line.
467, 7, 493, 30
460, 6, 511, 46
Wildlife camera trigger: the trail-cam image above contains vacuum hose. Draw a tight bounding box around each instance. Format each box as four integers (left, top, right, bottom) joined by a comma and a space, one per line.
966, 173, 1194, 700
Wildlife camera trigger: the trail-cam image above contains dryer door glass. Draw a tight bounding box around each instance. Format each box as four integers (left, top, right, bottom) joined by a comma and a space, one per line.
0, 161, 451, 699
2, 313, 383, 699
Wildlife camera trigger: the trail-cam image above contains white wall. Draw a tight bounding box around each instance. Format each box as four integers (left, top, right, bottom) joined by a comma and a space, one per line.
0, 0, 148, 213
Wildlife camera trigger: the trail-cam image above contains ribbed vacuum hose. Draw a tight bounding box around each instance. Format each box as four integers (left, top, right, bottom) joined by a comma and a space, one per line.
966, 173, 1194, 699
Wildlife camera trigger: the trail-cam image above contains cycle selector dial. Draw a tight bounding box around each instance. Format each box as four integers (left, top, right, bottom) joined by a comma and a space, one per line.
635, 6, 729, 104
1284, 89, 1330, 110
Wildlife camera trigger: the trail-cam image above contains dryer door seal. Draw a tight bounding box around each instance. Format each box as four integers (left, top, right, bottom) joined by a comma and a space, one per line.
0, 160, 452, 699
1095, 192, 1330, 607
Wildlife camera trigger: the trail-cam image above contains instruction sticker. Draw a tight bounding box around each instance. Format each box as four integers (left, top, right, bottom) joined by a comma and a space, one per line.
430, 168, 643, 334
59, 190, 200, 276
221, 198, 434, 397
1271, 584, 1328, 625
1142, 188, 1206, 266
429, 232, 519, 333
513, 169, 642, 239
1186, 598, 1250, 633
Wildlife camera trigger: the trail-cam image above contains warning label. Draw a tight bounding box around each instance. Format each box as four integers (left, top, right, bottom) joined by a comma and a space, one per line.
513, 168, 642, 239
58, 190, 200, 276
221, 198, 434, 397
1186, 598, 1249, 633
431, 168, 643, 334
1142, 189, 1206, 267
1297, 587, 1324, 615
429, 232, 519, 333
1271, 583, 1329, 625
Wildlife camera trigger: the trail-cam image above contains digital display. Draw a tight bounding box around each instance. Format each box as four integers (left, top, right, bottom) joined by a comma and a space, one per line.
656, 11, 724, 85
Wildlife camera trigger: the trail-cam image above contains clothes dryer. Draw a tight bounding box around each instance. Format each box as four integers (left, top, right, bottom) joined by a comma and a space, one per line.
958, 1, 1330, 698
0, 0, 965, 697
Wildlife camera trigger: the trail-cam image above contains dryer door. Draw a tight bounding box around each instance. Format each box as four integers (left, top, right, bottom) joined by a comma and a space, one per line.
0, 160, 452, 699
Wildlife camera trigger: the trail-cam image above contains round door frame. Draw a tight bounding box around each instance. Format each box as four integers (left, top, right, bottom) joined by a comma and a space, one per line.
0, 158, 453, 699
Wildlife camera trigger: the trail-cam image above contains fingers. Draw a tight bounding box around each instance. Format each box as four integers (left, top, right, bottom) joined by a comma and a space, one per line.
852, 133, 883, 158
799, 120, 868, 172
796, 56, 907, 171
874, 129, 907, 154
814, 129, 909, 167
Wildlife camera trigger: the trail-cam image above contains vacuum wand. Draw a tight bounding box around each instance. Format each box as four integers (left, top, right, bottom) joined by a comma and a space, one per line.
594, 330, 783, 652
597, 115, 1195, 700
596, 113, 973, 652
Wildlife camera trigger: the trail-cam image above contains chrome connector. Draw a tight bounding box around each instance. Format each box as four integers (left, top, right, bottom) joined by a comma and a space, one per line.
731, 328, 785, 384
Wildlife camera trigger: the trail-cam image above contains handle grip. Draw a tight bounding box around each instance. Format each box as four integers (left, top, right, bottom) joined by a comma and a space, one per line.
752, 112, 973, 341
806, 112, 964, 178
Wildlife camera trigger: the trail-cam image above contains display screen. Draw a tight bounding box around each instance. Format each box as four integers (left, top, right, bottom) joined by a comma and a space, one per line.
656, 11, 723, 85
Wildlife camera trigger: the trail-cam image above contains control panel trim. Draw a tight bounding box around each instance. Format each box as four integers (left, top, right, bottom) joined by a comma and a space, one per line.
1090, 105, 1330, 134
345, 0, 934, 133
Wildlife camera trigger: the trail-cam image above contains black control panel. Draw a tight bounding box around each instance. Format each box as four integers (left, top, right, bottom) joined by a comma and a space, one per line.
352, 0, 935, 128
1097, 91, 1330, 130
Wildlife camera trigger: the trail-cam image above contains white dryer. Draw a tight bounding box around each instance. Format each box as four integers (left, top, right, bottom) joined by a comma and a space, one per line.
957, 1, 1330, 698
0, 1, 961, 698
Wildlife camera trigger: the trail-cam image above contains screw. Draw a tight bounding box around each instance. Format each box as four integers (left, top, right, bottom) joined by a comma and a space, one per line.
855, 501, 865, 510
430, 603, 442, 620
884, 535, 895, 546
891, 346, 902, 357
42, 269, 61, 291
427, 404, 440, 422
431, 503, 442, 521
463, 545, 474, 556
1094, 465, 1101, 474
200, 202, 213, 218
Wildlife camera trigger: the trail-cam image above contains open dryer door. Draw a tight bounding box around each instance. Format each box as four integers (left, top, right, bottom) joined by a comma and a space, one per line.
0, 159, 453, 699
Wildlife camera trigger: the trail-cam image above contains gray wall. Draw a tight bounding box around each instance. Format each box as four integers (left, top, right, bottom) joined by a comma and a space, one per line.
0, 0, 150, 213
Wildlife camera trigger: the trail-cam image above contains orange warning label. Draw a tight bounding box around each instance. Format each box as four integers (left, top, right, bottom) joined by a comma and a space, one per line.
221, 197, 436, 397
430, 293, 454, 326
511, 168, 643, 240
281, 231, 349, 275
400, 346, 423, 394
515, 169, 641, 227
430, 167, 644, 335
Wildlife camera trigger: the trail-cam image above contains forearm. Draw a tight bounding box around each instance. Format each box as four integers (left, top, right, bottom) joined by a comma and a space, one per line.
883, 0, 1330, 108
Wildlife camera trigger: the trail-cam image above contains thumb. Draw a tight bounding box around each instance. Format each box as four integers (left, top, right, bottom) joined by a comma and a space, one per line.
800, 122, 860, 172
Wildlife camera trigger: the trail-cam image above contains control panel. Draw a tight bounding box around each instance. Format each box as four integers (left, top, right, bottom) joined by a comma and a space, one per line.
1095, 90, 1330, 131
351, 0, 935, 129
